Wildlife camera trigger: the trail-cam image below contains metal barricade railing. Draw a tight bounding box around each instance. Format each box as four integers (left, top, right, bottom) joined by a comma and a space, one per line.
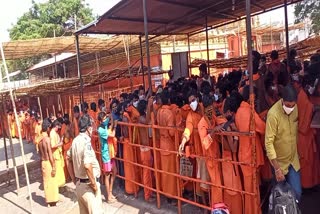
92, 113, 259, 214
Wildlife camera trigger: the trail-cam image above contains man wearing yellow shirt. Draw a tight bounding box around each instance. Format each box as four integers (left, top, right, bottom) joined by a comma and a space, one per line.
265, 84, 301, 201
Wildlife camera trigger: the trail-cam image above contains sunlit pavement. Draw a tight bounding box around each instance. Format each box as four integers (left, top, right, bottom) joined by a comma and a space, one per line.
0, 137, 203, 214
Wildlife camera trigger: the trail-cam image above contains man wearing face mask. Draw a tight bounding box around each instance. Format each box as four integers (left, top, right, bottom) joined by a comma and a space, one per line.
157, 91, 177, 204
66, 114, 103, 214
292, 75, 320, 189
236, 88, 265, 214
179, 91, 204, 155
120, 101, 139, 196
265, 84, 301, 202
178, 91, 206, 202
197, 95, 223, 207
132, 93, 140, 109
138, 86, 146, 101
126, 94, 142, 185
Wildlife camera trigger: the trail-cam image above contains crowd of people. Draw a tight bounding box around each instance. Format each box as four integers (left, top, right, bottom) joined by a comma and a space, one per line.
2, 48, 320, 214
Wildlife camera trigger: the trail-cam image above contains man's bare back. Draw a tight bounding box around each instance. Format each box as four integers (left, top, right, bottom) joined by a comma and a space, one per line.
39, 135, 51, 161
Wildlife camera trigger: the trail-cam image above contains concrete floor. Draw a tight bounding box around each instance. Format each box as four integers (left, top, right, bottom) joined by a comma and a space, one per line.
1, 137, 320, 213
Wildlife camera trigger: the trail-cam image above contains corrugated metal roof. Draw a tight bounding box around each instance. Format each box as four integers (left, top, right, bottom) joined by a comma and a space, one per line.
25, 53, 76, 72
76, 0, 302, 36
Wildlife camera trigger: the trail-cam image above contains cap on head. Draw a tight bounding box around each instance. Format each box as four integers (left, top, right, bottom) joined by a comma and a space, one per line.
78, 114, 92, 133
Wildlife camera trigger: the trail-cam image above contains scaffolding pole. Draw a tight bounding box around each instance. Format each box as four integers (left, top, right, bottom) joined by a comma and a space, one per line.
75, 35, 84, 104
1, 94, 20, 190
245, 1, 259, 214
0, 42, 33, 212
0, 99, 10, 185
143, 0, 152, 92
205, 16, 210, 73
139, 35, 145, 88
187, 34, 191, 77
284, 0, 290, 60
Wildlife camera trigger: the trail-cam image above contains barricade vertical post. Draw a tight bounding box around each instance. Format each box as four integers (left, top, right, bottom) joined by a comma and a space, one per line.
110, 120, 257, 211
151, 113, 161, 209
193, 175, 196, 202
132, 125, 139, 198
245, 0, 259, 212
175, 128, 182, 214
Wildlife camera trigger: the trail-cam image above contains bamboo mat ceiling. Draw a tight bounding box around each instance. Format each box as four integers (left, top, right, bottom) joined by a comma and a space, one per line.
190, 36, 320, 69
2, 35, 193, 60
0, 66, 165, 97
2, 35, 145, 60
2, 20, 304, 61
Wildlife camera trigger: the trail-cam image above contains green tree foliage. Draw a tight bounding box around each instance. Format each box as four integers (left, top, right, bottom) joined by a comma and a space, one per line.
294, 0, 320, 34
9, 0, 94, 39
6, 0, 94, 79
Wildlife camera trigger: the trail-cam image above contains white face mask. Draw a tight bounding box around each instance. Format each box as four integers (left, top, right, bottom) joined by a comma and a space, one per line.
214, 94, 219, 101
190, 100, 198, 112
283, 104, 295, 115
133, 101, 139, 108
139, 95, 145, 100
308, 86, 315, 95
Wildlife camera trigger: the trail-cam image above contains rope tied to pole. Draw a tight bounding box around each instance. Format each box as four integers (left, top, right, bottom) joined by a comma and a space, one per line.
122, 35, 133, 91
